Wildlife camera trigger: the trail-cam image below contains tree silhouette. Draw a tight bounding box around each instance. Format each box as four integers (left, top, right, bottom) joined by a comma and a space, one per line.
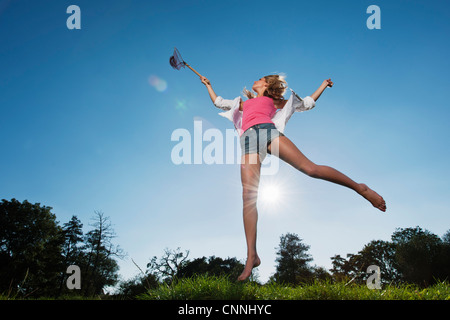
330, 240, 398, 284
272, 233, 313, 285
58, 215, 84, 295
0, 200, 124, 297
62, 215, 84, 264
81, 211, 123, 296
392, 226, 445, 286
0, 199, 63, 297
330, 226, 450, 286
177, 256, 245, 280
147, 247, 190, 284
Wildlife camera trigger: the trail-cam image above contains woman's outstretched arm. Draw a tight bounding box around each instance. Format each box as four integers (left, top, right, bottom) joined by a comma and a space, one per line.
200, 76, 218, 104
310, 78, 334, 101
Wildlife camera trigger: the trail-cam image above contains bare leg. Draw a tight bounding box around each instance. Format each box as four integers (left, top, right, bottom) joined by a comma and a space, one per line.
268, 136, 386, 211
238, 154, 262, 281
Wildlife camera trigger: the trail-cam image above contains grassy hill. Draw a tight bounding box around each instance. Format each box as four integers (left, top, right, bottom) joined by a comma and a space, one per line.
138, 275, 450, 300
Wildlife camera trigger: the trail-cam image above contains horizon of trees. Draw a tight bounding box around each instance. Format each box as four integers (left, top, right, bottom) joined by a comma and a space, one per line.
0, 198, 124, 297
1, 198, 449, 299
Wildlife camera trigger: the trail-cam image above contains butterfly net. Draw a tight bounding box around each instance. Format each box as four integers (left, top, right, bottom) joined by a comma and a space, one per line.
169, 47, 186, 70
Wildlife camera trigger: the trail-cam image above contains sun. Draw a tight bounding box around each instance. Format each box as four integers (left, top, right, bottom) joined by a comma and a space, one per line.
256, 174, 297, 213
259, 184, 282, 205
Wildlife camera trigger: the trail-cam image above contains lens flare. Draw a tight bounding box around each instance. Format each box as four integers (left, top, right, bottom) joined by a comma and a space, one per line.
175, 99, 187, 112
148, 75, 167, 92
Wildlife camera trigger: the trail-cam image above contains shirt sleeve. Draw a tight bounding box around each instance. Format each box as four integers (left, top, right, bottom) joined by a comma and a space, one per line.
214, 96, 235, 111
272, 90, 316, 133
295, 96, 316, 112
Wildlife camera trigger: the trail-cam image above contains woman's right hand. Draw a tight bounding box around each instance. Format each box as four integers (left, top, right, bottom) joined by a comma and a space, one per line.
200, 76, 218, 103
200, 76, 211, 86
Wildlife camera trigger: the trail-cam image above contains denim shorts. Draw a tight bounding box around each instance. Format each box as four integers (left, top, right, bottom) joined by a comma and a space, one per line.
240, 123, 285, 162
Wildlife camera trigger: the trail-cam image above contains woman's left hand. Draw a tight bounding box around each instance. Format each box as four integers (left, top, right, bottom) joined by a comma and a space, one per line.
323, 78, 334, 88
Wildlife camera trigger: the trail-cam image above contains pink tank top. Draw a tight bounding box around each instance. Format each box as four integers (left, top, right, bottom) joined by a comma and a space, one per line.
241, 96, 277, 135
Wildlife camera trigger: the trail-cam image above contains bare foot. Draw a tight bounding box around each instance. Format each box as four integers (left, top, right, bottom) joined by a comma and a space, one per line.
358, 183, 387, 212
237, 255, 261, 281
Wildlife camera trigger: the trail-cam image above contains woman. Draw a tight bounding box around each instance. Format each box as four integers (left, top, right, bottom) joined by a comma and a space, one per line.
200, 75, 386, 281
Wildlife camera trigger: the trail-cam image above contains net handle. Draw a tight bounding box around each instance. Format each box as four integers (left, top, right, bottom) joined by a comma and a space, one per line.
185, 63, 202, 78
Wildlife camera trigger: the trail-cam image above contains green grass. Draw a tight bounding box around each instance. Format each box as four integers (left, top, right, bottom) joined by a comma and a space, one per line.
2, 275, 448, 300
138, 275, 450, 300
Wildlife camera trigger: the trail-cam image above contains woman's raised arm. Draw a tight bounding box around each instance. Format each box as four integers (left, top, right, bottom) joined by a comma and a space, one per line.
310, 78, 334, 101
200, 76, 218, 104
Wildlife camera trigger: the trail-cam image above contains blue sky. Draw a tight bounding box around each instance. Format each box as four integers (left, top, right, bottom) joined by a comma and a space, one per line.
1, 0, 449, 284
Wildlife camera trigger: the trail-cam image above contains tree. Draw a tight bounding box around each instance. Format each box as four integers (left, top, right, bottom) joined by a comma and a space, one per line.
330, 254, 356, 282
147, 247, 190, 284
435, 229, 450, 282
61, 215, 84, 264
0, 199, 64, 297
392, 226, 444, 286
58, 215, 84, 295
330, 240, 398, 284
117, 273, 159, 299
81, 211, 123, 296
177, 256, 245, 280
0, 199, 125, 297
311, 265, 332, 282
352, 240, 398, 284
272, 233, 313, 285
442, 230, 450, 244
330, 227, 450, 287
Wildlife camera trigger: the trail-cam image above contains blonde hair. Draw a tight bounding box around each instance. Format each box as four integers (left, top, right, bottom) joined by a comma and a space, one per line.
243, 74, 288, 100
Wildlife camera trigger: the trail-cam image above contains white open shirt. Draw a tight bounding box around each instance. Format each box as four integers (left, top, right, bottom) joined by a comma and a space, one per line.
213, 89, 316, 136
